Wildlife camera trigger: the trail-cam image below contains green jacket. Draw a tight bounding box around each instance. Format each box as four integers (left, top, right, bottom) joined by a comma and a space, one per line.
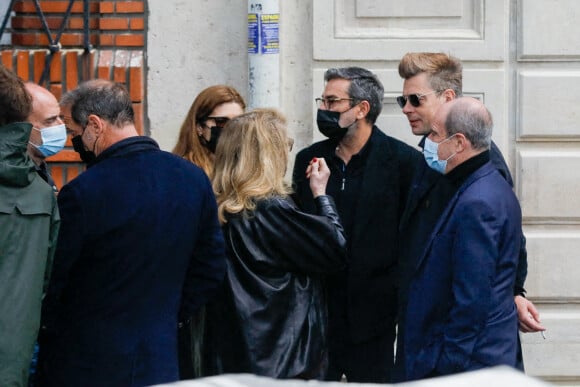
0, 122, 60, 387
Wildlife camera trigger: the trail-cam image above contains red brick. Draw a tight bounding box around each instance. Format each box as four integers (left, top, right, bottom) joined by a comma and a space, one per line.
48, 165, 64, 190
116, 1, 145, 13
129, 51, 143, 101
49, 51, 62, 82
65, 51, 79, 90
49, 84, 62, 101
16, 51, 29, 80
113, 67, 127, 84
86, 51, 97, 79
66, 164, 82, 180
47, 149, 80, 162
13, 1, 37, 13
113, 50, 130, 83
97, 50, 113, 79
99, 17, 129, 30
69, 16, 99, 30
11, 16, 41, 29
14, 1, 84, 14
39, 1, 85, 14
99, 1, 115, 13
1, 51, 13, 70
59, 33, 84, 46
44, 16, 67, 30
133, 102, 143, 134
22, 1, 98, 15
115, 34, 144, 47
99, 33, 114, 46
129, 17, 144, 30
33, 51, 47, 83
37, 34, 51, 46
12, 33, 37, 46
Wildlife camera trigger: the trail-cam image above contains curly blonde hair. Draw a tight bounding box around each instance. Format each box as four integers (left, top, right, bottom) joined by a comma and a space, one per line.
212, 108, 292, 223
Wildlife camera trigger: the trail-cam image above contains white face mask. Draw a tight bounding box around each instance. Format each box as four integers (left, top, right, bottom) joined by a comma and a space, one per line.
30, 124, 67, 157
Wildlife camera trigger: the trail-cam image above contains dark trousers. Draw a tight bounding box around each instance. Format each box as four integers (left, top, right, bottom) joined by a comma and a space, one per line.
325, 329, 395, 383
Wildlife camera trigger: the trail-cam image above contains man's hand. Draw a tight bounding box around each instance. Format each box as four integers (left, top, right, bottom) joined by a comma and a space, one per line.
515, 295, 546, 333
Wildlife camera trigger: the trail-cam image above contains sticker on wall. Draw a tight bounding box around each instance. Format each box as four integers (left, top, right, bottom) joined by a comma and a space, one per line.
260, 14, 279, 54
248, 13, 259, 54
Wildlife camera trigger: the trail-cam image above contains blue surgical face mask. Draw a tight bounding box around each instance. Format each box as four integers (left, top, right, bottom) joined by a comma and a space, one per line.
31, 124, 67, 157
423, 135, 456, 174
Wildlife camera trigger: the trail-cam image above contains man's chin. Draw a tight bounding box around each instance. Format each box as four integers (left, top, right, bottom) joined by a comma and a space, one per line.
411, 126, 429, 136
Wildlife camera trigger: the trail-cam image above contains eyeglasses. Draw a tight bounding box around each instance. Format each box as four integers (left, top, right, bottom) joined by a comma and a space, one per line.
315, 97, 354, 109
396, 90, 439, 108
203, 116, 230, 128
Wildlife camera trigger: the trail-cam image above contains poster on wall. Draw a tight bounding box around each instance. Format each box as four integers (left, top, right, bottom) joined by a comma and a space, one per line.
260, 13, 279, 54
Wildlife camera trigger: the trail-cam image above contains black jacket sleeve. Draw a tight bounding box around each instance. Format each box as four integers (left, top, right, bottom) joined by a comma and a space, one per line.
489, 141, 527, 295
228, 196, 347, 276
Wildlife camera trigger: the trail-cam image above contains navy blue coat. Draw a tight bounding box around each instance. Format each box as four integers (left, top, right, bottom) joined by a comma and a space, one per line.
38, 137, 226, 387
401, 162, 521, 380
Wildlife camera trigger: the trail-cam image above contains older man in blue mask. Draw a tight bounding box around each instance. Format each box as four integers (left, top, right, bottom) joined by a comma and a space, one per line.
25, 82, 67, 193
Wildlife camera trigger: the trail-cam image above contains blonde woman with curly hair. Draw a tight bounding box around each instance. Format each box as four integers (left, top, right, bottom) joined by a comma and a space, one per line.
205, 108, 347, 379
173, 85, 245, 176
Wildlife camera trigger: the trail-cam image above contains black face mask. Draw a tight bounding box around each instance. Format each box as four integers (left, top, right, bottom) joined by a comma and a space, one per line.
316, 109, 350, 141
200, 126, 222, 153
72, 135, 97, 166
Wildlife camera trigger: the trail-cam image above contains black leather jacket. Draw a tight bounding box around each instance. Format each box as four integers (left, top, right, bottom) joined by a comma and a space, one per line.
204, 194, 347, 379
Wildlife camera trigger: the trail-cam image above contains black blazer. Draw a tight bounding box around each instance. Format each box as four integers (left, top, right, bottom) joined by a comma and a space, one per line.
293, 127, 422, 342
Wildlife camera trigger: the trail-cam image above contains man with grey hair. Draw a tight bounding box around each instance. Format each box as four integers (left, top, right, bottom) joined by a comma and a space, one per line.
397, 97, 522, 380
293, 67, 422, 382
37, 80, 226, 386
395, 52, 543, 378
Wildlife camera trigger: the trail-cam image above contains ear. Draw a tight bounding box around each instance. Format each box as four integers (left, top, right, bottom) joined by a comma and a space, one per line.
442, 89, 456, 102
357, 100, 371, 119
87, 114, 106, 136
454, 133, 468, 152
195, 122, 204, 136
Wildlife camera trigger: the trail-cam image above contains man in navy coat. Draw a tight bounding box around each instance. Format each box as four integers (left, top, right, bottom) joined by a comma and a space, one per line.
399, 98, 521, 380
37, 80, 226, 387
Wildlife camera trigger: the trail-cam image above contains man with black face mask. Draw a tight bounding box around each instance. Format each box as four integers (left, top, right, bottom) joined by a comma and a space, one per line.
292, 67, 422, 383
60, 84, 103, 166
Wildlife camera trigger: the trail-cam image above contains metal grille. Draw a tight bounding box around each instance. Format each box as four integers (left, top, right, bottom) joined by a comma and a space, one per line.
0, 0, 92, 84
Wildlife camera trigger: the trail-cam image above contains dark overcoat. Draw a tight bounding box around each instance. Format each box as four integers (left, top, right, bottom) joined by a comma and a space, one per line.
38, 137, 226, 387
293, 128, 421, 345
402, 162, 521, 380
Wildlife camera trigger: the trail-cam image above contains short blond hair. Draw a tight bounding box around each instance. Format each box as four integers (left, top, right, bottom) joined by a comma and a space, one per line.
398, 52, 463, 97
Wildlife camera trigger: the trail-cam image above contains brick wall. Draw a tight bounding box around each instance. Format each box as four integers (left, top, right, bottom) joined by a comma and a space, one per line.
0, 0, 146, 190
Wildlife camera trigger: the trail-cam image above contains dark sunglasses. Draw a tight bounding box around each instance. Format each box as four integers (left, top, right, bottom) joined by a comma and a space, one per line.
396, 90, 439, 108
203, 116, 230, 128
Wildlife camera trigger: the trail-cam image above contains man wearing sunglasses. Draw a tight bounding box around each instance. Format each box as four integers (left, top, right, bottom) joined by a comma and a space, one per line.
292, 67, 422, 383
394, 52, 545, 379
